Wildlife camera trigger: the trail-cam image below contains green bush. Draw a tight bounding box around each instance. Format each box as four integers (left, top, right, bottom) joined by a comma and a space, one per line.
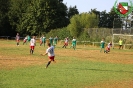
46, 27, 72, 40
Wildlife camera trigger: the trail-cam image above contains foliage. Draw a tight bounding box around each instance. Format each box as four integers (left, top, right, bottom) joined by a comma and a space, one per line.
46, 27, 71, 40
0, 0, 13, 36
8, 0, 69, 36
68, 13, 98, 37
68, 5, 79, 19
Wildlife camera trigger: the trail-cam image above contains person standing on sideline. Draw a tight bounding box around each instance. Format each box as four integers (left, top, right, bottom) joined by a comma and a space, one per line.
16, 33, 20, 46
41, 43, 55, 68
70, 37, 76, 50
49, 36, 53, 46
100, 38, 105, 52
53, 36, 58, 47
62, 37, 69, 48
119, 38, 123, 49
30, 36, 36, 54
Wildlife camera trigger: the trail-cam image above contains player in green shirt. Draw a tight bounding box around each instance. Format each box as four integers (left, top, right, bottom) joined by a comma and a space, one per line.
49, 36, 53, 46
42, 35, 46, 47
27, 35, 31, 42
100, 38, 105, 52
53, 36, 58, 47
40, 35, 46, 46
70, 37, 76, 50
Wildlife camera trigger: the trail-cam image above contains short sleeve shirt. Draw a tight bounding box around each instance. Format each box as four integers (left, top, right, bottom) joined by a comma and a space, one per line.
30, 39, 36, 46
46, 46, 55, 57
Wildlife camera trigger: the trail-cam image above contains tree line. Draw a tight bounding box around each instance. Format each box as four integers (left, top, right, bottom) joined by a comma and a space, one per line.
0, 0, 132, 38
0, 0, 78, 36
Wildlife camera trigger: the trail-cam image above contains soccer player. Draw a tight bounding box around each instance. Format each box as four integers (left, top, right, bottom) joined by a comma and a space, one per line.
53, 36, 58, 47
41, 43, 55, 68
40, 36, 43, 46
49, 36, 53, 46
70, 37, 76, 50
104, 41, 112, 53
16, 33, 20, 46
62, 37, 69, 48
100, 38, 105, 52
23, 35, 28, 45
119, 38, 123, 49
41, 35, 46, 47
27, 35, 31, 42
30, 36, 36, 54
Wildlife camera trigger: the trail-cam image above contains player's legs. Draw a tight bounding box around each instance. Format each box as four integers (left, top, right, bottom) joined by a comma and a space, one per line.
40, 41, 42, 46
100, 48, 102, 52
30, 46, 32, 54
46, 56, 55, 68
30, 46, 34, 54
62, 43, 66, 48
43, 42, 45, 47
73, 44, 76, 50
119, 45, 122, 49
16, 40, 19, 46
23, 40, 26, 45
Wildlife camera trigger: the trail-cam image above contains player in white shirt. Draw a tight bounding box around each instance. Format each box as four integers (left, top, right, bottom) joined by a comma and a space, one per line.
23, 35, 28, 45
30, 36, 36, 54
62, 37, 69, 48
16, 33, 20, 46
104, 41, 112, 53
41, 43, 55, 68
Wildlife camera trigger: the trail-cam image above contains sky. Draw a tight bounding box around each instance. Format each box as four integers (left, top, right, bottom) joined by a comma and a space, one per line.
63, 0, 131, 13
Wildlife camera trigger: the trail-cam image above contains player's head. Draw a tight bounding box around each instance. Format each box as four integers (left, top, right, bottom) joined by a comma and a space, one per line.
17, 33, 19, 35
32, 36, 35, 39
47, 43, 51, 47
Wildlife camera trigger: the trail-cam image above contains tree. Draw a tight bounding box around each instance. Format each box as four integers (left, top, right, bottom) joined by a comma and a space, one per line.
98, 7, 122, 28
0, 0, 13, 36
8, 0, 69, 36
8, 0, 31, 35
68, 5, 79, 19
68, 13, 98, 37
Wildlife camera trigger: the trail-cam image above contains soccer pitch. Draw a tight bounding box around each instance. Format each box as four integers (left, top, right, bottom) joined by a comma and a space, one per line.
0, 40, 133, 88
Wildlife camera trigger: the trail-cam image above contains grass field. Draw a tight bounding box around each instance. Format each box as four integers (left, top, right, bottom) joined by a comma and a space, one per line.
0, 40, 133, 88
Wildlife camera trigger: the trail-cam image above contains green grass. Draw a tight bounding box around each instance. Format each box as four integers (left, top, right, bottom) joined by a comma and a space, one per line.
0, 40, 133, 88
1, 59, 133, 88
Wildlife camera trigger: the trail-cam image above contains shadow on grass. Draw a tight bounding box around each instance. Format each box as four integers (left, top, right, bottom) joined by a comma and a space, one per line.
89, 68, 133, 73
70, 68, 133, 73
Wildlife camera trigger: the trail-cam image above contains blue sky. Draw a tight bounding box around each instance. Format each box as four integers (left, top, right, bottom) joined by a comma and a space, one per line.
63, 0, 131, 13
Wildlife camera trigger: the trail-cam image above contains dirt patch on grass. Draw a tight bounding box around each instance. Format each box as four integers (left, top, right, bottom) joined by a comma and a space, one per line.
0, 56, 47, 70
88, 80, 133, 88
0, 48, 133, 69
56, 49, 133, 64
0, 41, 133, 88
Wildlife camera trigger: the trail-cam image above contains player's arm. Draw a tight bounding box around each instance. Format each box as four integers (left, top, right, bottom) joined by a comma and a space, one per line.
41, 52, 47, 56
41, 50, 48, 56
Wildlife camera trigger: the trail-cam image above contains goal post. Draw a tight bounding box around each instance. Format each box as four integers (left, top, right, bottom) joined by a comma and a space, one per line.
112, 17, 133, 49
112, 34, 133, 49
